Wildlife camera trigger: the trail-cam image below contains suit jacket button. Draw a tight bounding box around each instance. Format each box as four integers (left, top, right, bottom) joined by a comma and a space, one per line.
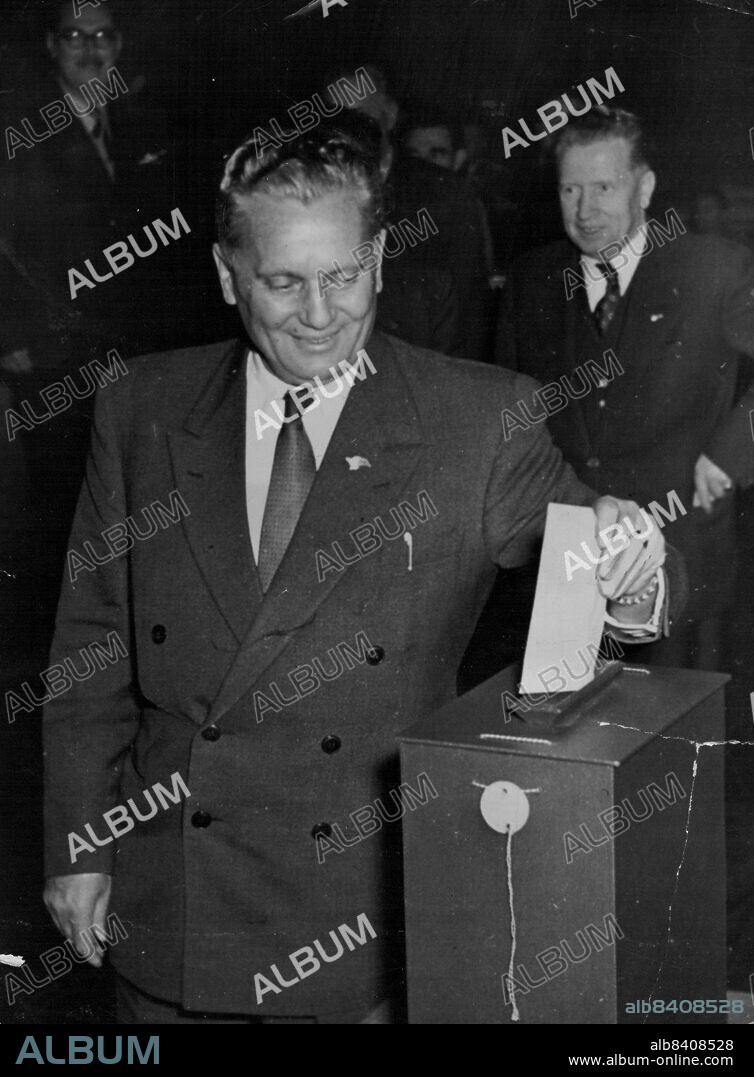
585, 456, 601, 469
311, 822, 332, 839
321, 735, 341, 754
366, 645, 385, 665
191, 810, 212, 828
201, 725, 221, 742
151, 624, 167, 644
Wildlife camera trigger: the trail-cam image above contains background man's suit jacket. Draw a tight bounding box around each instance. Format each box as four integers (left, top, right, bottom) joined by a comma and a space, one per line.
0, 69, 176, 363
495, 232, 754, 621
43, 331, 682, 1017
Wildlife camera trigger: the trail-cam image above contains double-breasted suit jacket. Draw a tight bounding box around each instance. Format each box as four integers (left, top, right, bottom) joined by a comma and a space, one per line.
495, 232, 754, 621
43, 331, 681, 1016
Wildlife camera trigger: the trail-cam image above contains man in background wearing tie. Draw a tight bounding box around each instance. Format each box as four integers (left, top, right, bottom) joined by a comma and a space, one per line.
48, 1, 117, 183
1, 0, 174, 365
0, 0, 174, 623
42, 125, 679, 1023
495, 106, 754, 668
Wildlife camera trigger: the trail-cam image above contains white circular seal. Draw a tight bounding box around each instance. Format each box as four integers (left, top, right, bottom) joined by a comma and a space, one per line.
479, 781, 530, 835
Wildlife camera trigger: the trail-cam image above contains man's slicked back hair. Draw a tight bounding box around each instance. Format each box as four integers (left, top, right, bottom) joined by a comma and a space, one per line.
552, 105, 652, 171
216, 125, 386, 253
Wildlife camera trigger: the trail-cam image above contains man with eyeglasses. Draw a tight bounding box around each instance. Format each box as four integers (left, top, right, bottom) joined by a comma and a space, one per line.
46, 3, 122, 182
0, 0, 172, 636
0, 0, 176, 366
0, 1, 126, 364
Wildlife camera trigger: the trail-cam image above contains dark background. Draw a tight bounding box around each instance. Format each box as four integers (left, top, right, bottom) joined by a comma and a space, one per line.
6, 0, 754, 234
1, 0, 753, 1025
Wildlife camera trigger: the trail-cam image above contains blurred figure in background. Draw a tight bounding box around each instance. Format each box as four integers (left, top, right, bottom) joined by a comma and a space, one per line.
400, 104, 467, 172
320, 106, 462, 355
399, 103, 503, 292
690, 187, 730, 237
0, 0, 174, 634
321, 63, 493, 360
1, 0, 175, 365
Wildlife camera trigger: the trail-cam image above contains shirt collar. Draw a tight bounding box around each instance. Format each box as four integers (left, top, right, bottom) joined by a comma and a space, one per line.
245, 348, 355, 410
247, 348, 295, 405
57, 77, 107, 132
581, 224, 649, 290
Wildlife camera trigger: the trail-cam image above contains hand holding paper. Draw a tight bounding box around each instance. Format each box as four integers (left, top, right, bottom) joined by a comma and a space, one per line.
593, 497, 666, 601
519, 500, 667, 696
520, 504, 607, 695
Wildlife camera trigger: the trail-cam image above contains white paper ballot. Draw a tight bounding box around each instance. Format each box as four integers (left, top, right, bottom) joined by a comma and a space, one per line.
519, 503, 607, 695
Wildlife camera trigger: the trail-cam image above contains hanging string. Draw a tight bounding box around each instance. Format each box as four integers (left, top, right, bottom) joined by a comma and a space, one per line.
505, 826, 519, 1022
472, 780, 540, 1023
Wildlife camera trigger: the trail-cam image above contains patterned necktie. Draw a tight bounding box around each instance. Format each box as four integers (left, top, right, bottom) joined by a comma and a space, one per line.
91, 110, 114, 180
593, 261, 621, 336
257, 391, 316, 592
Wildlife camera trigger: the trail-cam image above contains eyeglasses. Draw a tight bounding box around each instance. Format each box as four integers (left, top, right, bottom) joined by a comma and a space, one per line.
57, 29, 118, 50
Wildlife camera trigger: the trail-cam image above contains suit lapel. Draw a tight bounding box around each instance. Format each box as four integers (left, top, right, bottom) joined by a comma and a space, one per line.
559, 247, 593, 454
54, 105, 114, 187
563, 247, 591, 371
617, 239, 684, 358
207, 332, 429, 724
168, 340, 262, 644
527, 243, 574, 381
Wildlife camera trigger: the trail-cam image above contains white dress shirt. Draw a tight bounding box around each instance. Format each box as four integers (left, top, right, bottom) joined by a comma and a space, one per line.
581, 225, 648, 312
244, 350, 353, 562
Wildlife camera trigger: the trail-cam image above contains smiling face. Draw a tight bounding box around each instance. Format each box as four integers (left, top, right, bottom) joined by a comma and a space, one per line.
213, 189, 383, 386
47, 5, 122, 92
558, 137, 656, 257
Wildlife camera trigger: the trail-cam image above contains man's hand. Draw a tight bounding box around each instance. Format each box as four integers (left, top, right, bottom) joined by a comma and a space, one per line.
693, 453, 733, 513
43, 873, 112, 968
593, 497, 666, 601
0, 348, 32, 374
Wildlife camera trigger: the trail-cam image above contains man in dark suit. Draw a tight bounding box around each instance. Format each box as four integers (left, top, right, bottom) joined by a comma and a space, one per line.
0, 0, 175, 365
321, 63, 492, 360
495, 106, 754, 668
42, 126, 677, 1024
0, 0, 177, 601
310, 105, 463, 356
375, 261, 461, 355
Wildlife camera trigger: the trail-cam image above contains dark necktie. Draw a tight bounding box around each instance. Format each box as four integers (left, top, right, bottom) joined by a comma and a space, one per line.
257, 391, 316, 592
91, 111, 114, 180
593, 261, 621, 337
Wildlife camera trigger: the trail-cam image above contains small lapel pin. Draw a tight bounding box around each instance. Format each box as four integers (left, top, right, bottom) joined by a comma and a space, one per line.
346, 456, 371, 470
138, 150, 167, 166
650, 313, 665, 322
403, 531, 413, 571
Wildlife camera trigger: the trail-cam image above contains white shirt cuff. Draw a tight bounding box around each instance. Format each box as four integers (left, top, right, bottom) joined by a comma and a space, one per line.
604, 568, 666, 642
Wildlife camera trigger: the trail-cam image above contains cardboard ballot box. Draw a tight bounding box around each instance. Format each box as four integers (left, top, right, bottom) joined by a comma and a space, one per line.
398, 663, 727, 1024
